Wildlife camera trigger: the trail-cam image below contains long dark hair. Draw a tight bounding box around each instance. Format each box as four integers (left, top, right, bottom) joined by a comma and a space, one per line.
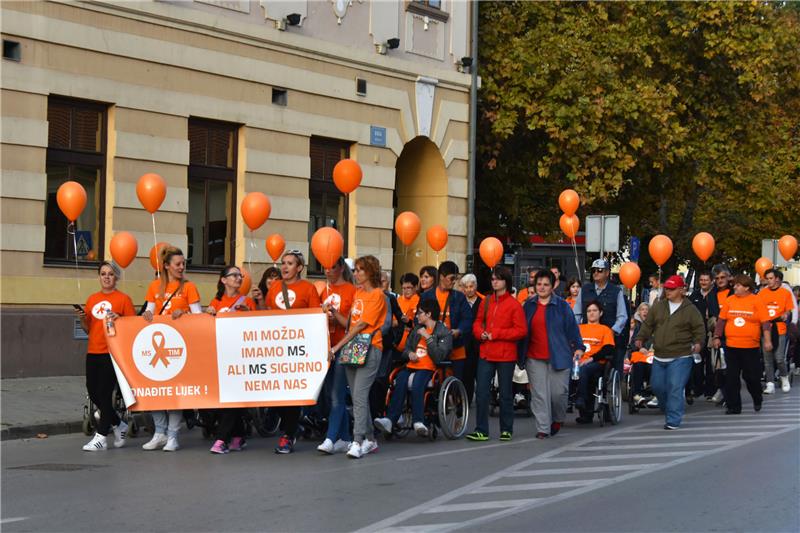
258, 266, 280, 296
215, 265, 241, 301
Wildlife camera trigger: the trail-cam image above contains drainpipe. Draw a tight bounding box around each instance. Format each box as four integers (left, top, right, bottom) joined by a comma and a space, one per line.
466, 0, 479, 262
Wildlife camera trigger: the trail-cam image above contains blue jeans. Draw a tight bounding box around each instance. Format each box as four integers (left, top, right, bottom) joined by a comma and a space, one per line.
650, 356, 694, 427
325, 360, 352, 442
475, 359, 515, 435
451, 359, 465, 382
387, 368, 433, 425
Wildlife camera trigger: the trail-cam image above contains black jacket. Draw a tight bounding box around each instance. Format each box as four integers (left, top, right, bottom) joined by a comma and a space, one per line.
402, 321, 453, 366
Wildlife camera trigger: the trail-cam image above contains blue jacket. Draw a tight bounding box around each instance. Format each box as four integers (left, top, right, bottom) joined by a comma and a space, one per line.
420, 287, 473, 350
518, 294, 583, 371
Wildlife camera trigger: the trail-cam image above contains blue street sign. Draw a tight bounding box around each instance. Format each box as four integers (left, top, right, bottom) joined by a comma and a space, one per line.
630, 236, 641, 263
370, 126, 386, 147
75, 231, 93, 257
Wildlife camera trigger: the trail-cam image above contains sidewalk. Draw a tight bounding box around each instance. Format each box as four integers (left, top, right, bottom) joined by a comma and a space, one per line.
1, 376, 86, 440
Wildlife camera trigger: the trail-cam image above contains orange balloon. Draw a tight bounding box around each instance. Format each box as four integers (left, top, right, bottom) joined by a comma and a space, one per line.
239, 267, 252, 296
426, 225, 448, 252
266, 234, 286, 262
755, 257, 773, 278
86, 250, 97, 261
149, 242, 170, 271
394, 211, 422, 246
558, 189, 580, 216
692, 232, 715, 262
109, 232, 138, 269
313, 280, 327, 297
240, 192, 271, 231
479, 237, 504, 268
559, 214, 580, 239
311, 227, 344, 269
56, 181, 87, 222
778, 235, 798, 261
136, 173, 167, 214
333, 159, 362, 194
648, 235, 673, 266
619, 262, 641, 290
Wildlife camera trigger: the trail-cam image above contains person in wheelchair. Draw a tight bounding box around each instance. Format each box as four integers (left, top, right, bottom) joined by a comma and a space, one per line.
374, 299, 453, 437
628, 303, 656, 407
576, 301, 617, 424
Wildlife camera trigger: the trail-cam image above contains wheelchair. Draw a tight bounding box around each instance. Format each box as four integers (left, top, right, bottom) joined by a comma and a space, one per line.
82, 388, 152, 437
579, 361, 623, 426
383, 361, 469, 440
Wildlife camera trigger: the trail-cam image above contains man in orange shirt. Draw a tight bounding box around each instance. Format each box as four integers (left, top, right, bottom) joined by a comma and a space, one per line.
760, 269, 795, 393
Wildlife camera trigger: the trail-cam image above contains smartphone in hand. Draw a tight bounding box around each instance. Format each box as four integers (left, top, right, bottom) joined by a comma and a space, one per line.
73, 304, 85, 312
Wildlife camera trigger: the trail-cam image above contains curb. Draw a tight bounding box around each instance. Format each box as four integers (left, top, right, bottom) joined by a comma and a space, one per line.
1, 421, 84, 441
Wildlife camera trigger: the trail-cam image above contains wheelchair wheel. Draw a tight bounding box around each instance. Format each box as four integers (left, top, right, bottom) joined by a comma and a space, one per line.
608, 369, 622, 425
621, 372, 630, 402
594, 377, 605, 427
438, 376, 469, 439
251, 407, 281, 437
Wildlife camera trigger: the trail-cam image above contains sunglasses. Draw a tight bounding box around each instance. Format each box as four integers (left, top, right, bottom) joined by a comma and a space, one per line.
591, 268, 606, 274
283, 250, 305, 263
224, 272, 243, 279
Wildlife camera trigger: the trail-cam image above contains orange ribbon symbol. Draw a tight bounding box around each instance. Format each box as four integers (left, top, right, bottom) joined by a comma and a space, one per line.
150, 332, 170, 368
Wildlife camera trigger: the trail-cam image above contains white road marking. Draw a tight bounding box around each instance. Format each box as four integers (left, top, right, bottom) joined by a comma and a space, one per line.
574, 441, 730, 450
361, 401, 800, 533
395, 437, 538, 462
0, 517, 29, 525
505, 464, 660, 477
425, 499, 540, 513
470, 479, 601, 493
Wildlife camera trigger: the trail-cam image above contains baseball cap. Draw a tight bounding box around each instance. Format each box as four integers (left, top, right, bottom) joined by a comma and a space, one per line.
591, 259, 610, 270
663, 275, 686, 289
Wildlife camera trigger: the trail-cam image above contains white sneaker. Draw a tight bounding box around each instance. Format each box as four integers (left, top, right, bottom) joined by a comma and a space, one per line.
162, 436, 180, 451
82, 433, 107, 451
646, 397, 659, 408
373, 417, 392, 435
360, 439, 379, 455
112, 421, 128, 448
793, 367, 800, 376
764, 382, 776, 394
317, 438, 335, 454
142, 433, 168, 450
633, 394, 645, 406
711, 389, 724, 404
346, 441, 362, 459
332, 439, 350, 454
781, 376, 791, 393
413, 422, 429, 437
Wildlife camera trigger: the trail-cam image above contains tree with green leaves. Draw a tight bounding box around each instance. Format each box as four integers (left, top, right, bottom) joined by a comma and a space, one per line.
477, 1, 800, 272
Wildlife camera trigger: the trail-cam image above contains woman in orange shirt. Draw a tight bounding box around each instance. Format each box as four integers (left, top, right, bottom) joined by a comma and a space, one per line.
576, 301, 616, 423
317, 256, 357, 454
264, 250, 321, 454
206, 265, 256, 454
330, 255, 387, 459
713, 274, 772, 414
76, 261, 136, 451
374, 298, 452, 438
141, 245, 202, 452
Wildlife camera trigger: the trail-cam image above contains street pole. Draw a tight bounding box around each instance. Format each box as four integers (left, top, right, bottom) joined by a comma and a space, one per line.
466, 0, 478, 263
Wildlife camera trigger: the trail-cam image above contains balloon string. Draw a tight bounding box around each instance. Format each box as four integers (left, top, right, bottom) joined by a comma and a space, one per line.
248, 230, 255, 278
151, 213, 159, 279
68, 222, 81, 293
571, 236, 582, 284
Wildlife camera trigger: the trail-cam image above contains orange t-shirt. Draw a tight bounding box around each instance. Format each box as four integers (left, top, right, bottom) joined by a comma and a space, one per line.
566, 296, 577, 309
758, 286, 794, 335
630, 350, 653, 364
209, 294, 256, 313
579, 322, 615, 364
321, 282, 357, 346
436, 288, 466, 360
517, 287, 531, 304
145, 279, 201, 315
351, 287, 387, 350
408, 328, 436, 371
265, 279, 321, 311
720, 293, 770, 348
84, 290, 136, 354
396, 293, 420, 350
716, 288, 730, 311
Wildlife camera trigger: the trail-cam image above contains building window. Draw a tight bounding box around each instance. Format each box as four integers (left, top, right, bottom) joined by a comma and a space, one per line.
187, 118, 237, 268
44, 96, 106, 264
407, 0, 448, 22
308, 137, 349, 275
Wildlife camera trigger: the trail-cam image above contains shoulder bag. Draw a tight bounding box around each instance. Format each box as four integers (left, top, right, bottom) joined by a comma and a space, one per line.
339, 313, 373, 367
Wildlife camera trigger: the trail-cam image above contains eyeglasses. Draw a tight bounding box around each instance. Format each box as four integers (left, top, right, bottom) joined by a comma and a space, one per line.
225, 272, 243, 279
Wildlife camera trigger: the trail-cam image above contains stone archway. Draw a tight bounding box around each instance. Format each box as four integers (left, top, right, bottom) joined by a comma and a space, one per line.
392, 136, 448, 285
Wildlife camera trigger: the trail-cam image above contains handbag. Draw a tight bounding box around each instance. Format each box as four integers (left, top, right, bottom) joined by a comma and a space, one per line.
339, 314, 374, 367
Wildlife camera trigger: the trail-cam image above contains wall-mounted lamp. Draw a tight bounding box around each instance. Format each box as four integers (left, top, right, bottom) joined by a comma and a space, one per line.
376, 38, 400, 55
457, 56, 474, 73
275, 13, 302, 30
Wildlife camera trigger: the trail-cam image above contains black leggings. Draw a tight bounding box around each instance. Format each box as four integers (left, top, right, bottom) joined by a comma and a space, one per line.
216, 409, 246, 443
86, 354, 120, 436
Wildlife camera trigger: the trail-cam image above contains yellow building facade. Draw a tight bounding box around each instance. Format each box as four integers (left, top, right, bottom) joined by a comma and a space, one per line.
0, 0, 474, 376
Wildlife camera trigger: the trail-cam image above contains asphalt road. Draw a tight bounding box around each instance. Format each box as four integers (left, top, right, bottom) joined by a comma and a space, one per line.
2, 390, 798, 533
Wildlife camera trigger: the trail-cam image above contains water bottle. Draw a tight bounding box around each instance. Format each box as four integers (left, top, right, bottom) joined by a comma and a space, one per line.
571, 358, 580, 381
105, 309, 116, 337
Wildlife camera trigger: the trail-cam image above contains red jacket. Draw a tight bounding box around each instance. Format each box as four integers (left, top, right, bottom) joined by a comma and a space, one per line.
472, 292, 527, 362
